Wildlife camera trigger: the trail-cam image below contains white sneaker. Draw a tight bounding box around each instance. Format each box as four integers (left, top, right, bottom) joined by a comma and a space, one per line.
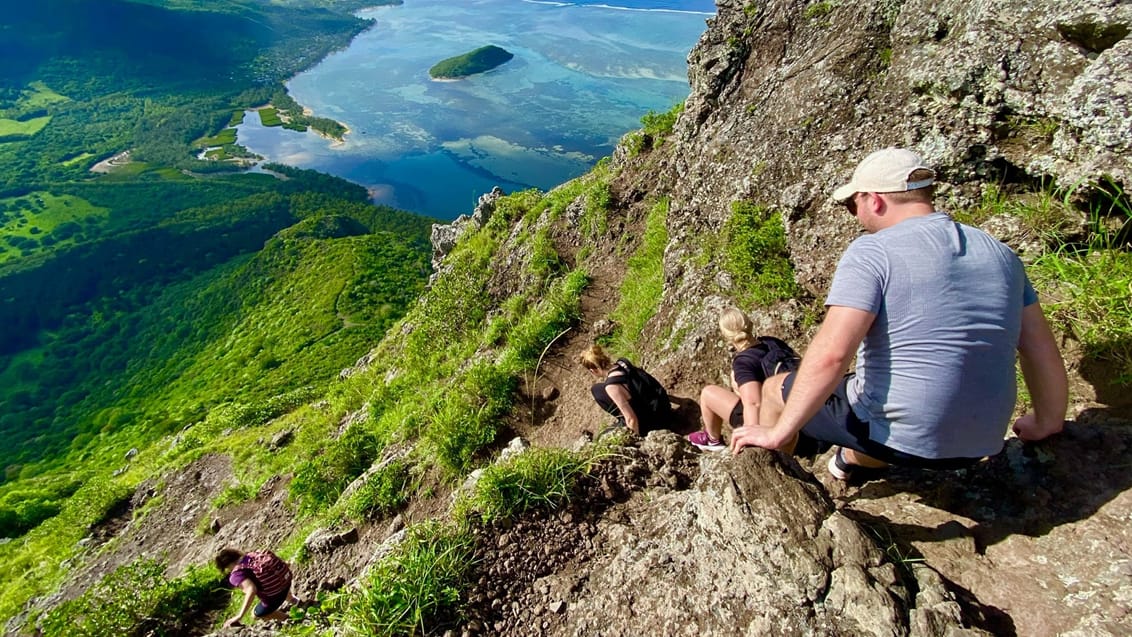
827, 447, 852, 480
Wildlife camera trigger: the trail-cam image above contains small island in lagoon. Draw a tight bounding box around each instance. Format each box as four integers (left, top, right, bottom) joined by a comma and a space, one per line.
429, 45, 514, 79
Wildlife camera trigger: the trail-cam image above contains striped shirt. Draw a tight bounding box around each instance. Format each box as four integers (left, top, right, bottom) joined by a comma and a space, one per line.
229, 551, 291, 599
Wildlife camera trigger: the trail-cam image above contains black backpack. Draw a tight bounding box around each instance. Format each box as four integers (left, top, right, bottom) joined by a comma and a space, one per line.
614, 358, 673, 430
753, 336, 801, 379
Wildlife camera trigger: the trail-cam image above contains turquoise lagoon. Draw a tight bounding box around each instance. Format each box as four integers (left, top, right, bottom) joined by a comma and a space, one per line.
236, 0, 714, 219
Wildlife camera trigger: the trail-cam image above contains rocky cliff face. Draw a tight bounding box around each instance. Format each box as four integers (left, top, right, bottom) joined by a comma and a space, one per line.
651, 0, 1130, 354
460, 433, 975, 637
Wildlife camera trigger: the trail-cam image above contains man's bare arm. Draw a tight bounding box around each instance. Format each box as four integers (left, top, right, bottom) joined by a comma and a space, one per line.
1014, 302, 1068, 440
732, 305, 874, 452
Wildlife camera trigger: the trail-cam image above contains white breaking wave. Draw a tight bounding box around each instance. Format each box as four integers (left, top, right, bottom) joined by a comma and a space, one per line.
519, 0, 715, 16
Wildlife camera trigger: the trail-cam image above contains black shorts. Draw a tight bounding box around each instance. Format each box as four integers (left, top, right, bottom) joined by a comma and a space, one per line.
728, 401, 745, 427
782, 373, 981, 470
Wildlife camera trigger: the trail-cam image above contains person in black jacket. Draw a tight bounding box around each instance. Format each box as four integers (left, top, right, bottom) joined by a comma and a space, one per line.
579, 344, 672, 435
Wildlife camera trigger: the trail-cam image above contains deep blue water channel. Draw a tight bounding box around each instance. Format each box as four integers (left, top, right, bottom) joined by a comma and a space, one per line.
236, 0, 714, 219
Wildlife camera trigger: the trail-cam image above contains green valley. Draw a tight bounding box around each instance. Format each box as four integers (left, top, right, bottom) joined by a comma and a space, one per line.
0, 0, 419, 543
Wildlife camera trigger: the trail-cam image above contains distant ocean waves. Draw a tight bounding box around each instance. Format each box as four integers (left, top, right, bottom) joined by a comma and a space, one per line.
520, 0, 716, 15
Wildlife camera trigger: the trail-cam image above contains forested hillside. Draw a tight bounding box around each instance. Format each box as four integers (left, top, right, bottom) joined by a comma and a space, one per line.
0, 0, 423, 541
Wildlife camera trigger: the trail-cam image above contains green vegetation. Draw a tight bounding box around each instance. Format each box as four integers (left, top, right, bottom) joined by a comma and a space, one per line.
878, 47, 893, 67
642, 103, 683, 138
0, 0, 379, 189
287, 161, 1127, 637
605, 197, 670, 359
720, 200, 801, 306
339, 521, 475, 636
339, 446, 598, 636
625, 101, 684, 155
6, 1, 1124, 634
1033, 249, 1132, 382
19, 81, 70, 109
456, 447, 592, 523
0, 475, 132, 620
182, 182, 596, 530
265, 89, 349, 139
1006, 114, 1061, 147
581, 181, 612, 239
0, 0, 418, 556
0, 115, 50, 139
1029, 180, 1132, 384
37, 558, 224, 637
803, 1, 835, 20
429, 45, 515, 79
0, 0, 619, 631
112, 179, 602, 635
259, 106, 284, 127
341, 459, 411, 521
950, 183, 1076, 240
0, 179, 433, 471
60, 152, 94, 166
195, 126, 238, 147
0, 192, 110, 263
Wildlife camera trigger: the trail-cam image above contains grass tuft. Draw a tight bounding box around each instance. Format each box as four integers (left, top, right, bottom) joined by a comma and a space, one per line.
338, 521, 474, 637
625, 101, 684, 156
341, 459, 411, 522
37, 559, 224, 637
1031, 249, 1132, 383
454, 447, 591, 524
721, 200, 800, 306
605, 197, 670, 358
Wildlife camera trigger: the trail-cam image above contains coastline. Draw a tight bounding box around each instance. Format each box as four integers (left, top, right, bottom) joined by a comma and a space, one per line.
245, 5, 389, 148
299, 105, 351, 145
252, 102, 351, 145
239, 0, 705, 218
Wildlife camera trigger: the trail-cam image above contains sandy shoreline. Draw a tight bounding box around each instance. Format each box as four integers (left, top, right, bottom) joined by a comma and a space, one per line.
254, 103, 350, 145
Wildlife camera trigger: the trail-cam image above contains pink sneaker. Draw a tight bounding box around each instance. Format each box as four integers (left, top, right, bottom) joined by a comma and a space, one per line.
687, 430, 726, 451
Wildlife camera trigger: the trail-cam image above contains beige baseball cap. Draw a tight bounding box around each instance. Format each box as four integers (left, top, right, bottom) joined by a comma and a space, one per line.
832, 147, 935, 202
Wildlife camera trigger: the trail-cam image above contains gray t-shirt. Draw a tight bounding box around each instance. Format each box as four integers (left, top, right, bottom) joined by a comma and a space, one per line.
826, 213, 1037, 459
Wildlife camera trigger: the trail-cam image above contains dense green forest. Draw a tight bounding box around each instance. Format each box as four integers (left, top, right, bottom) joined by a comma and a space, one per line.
0, 0, 425, 540
429, 45, 515, 79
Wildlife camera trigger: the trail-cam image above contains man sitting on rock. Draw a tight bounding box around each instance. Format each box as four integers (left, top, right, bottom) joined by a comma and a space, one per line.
730, 147, 1068, 479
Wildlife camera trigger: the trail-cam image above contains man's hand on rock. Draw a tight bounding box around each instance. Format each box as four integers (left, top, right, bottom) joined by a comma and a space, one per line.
1012, 412, 1064, 441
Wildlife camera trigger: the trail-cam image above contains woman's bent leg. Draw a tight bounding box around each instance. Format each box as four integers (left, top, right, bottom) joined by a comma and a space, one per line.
699, 384, 740, 439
